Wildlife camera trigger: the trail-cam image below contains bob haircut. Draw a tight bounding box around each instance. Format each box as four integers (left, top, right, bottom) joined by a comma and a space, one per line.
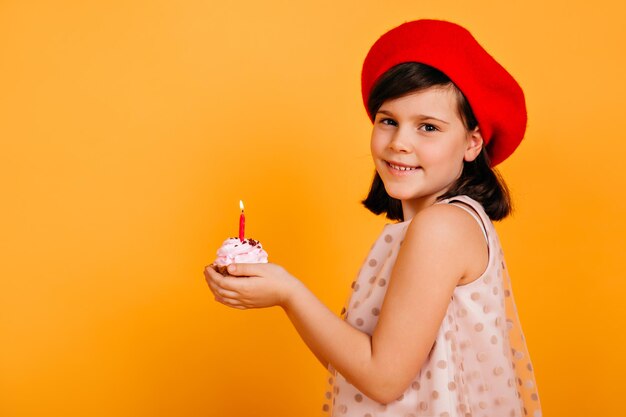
362, 62, 512, 221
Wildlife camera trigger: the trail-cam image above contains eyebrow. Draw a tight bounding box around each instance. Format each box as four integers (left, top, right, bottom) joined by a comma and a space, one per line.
376, 109, 450, 124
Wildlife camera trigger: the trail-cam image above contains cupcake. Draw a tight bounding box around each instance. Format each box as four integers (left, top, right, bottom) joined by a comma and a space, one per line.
213, 237, 269, 274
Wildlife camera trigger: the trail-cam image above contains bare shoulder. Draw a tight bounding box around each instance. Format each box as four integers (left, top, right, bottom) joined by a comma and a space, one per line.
403, 203, 488, 284
406, 203, 482, 241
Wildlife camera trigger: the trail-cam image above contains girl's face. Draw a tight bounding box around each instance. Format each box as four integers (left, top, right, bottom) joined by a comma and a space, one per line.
370, 86, 483, 219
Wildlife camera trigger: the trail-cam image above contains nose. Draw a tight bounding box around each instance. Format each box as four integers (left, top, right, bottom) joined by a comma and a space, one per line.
388, 127, 412, 153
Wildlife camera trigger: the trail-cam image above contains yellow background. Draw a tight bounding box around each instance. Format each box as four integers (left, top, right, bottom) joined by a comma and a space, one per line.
1, 0, 625, 416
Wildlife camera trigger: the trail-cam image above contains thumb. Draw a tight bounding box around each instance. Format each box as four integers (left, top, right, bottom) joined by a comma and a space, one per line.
227, 263, 263, 277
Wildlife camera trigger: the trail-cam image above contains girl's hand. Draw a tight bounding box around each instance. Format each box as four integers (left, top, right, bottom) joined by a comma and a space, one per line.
203, 263, 301, 310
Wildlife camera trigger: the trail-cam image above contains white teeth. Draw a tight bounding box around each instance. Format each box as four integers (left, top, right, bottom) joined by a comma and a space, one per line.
389, 162, 418, 171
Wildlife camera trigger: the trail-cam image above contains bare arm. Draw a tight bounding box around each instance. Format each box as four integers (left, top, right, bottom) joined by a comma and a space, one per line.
205, 204, 487, 403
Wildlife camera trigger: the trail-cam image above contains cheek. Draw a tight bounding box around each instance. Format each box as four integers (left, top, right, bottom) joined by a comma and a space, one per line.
419, 142, 450, 163
370, 132, 385, 156
422, 140, 465, 164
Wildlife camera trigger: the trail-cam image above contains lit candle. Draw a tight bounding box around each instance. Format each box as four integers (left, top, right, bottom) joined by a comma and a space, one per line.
239, 200, 245, 242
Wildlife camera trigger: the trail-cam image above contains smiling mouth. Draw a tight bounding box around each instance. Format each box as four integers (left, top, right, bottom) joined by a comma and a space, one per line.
386, 161, 420, 171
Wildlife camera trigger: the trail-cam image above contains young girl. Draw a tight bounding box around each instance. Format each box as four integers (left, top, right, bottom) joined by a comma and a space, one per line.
205, 19, 541, 417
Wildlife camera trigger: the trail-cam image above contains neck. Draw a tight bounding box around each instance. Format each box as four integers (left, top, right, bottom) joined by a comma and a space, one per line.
401, 194, 445, 221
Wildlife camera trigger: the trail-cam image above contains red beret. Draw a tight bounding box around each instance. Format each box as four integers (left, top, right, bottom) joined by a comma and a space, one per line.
361, 19, 526, 166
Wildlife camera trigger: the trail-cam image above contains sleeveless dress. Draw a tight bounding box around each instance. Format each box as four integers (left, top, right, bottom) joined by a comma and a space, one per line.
322, 195, 541, 417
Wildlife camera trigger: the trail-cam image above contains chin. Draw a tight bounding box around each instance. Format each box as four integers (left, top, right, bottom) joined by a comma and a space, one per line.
384, 186, 418, 201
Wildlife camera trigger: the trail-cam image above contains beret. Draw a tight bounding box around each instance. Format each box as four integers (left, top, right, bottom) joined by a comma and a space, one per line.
361, 19, 526, 166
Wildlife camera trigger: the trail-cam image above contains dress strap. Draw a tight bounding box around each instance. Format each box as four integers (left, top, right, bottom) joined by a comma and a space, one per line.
448, 202, 488, 244
436, 195, 490, 244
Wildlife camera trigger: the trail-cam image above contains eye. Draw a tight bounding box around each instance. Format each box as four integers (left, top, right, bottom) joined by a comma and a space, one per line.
419, 123, 439, 132
378, 118, 398, 127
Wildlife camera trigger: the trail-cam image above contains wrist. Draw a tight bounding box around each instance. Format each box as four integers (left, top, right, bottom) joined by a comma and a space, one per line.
280, 277, 306, 311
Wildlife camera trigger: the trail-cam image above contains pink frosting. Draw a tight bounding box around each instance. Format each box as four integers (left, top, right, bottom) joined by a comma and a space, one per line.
214, 237, 269, 266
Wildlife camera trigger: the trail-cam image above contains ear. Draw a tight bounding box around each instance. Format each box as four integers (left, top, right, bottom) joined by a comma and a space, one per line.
464, 127, 484, 162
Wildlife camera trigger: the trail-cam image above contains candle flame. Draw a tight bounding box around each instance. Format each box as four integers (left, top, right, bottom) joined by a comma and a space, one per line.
240, 200, 244, 211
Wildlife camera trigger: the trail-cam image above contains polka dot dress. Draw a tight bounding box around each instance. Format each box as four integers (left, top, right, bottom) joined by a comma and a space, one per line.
322, 196, 541, 417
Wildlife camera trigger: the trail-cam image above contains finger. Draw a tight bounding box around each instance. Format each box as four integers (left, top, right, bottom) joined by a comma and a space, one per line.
204, 265, 221, 284
204, 264, 218, 273
215, 295, 246, 308
204, 268, 222, 291
205, 268, 232, 295
215, 286, 241, 300
227, 263, 266, 277
206, 274, 243, 300
207, 268, 250, 294
215, 276, 245, 294
206, 278, 218, 295
205, 265, 228, 284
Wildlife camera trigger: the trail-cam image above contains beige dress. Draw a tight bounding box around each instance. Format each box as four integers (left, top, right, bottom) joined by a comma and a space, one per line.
322, 195, 541, 417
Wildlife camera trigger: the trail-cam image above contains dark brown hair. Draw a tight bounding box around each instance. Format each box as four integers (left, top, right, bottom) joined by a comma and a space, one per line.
362, 62, 512, 221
